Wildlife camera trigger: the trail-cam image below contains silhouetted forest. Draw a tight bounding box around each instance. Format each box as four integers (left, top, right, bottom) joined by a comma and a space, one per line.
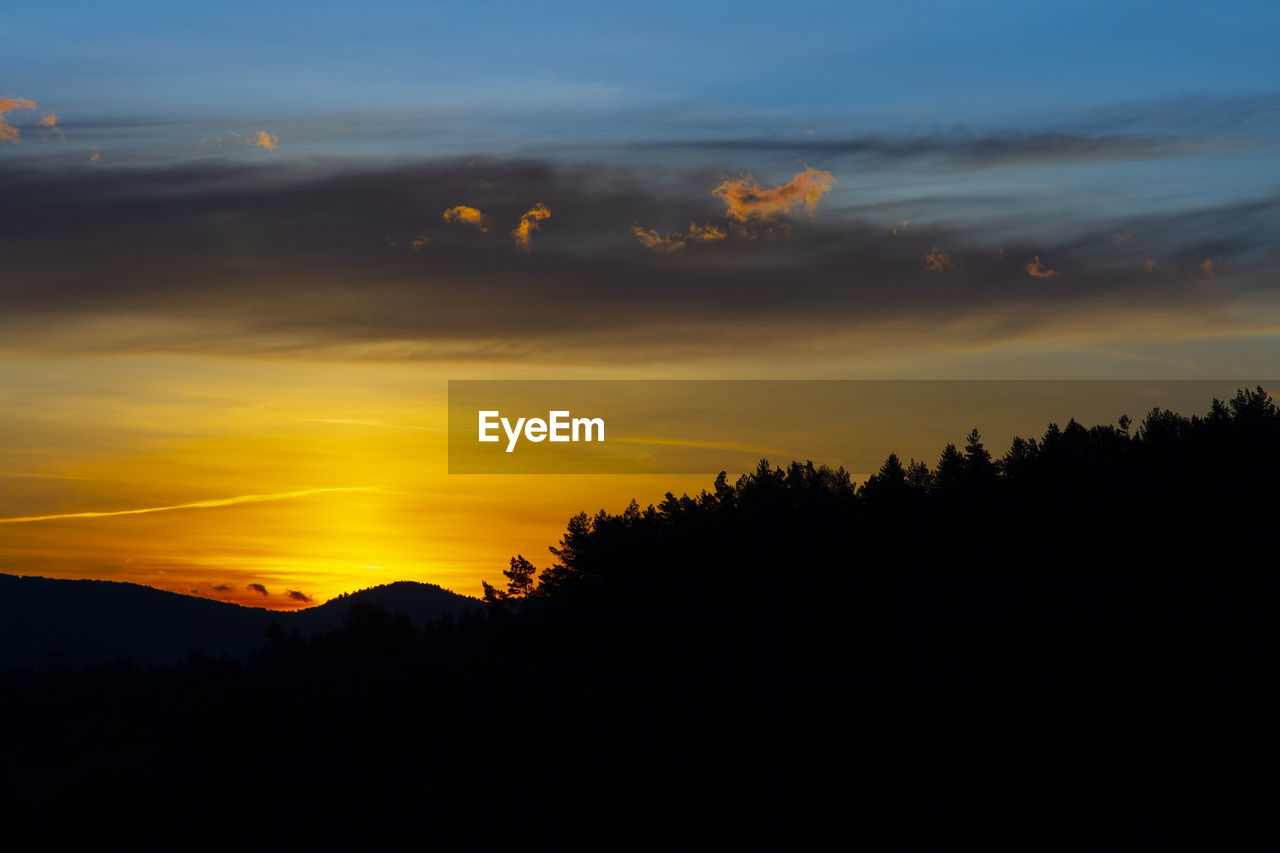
3, 388, 1278, 849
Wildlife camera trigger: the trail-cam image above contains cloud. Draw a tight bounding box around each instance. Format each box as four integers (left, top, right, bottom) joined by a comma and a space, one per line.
712, 166, 835, 222
0, 157, 1275, 364
37, 111, 64, 141
247, 583, 269, 596
443, 205, 491, 232
213, 584, 232, 591
686, 222, 726, 243
632, 224, 685, 253
253, 131, 278, 150
1025, 256, 1058, 278
410, 236, 429, 252
0, 96, 37, 143
287, 589, 312, 603
924, 246, 955, 272
0, 487, 375, 524
511, 202, 550, 251
1200, 258, 1215, 277
89, 147, 101, 165
632, 221, 726, 253
668, 132, 1234, 170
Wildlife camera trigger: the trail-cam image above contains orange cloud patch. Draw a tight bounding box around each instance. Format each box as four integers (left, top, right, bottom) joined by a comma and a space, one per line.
1200, 258, 1215, 277
632, 225, 685, 253
511, 203, 551, 251
89, 147, 101, 165
36, 110, 66, 141
410, 236, 430, 252
443, 205, 492, 232
686, 222, 726, 243
712, 165, 836, 223
0, 96, 37, 143
924, 247, 955, 272
1025, 256, 1058, 278
632, 221, 726, 253
253, 131, 279, 150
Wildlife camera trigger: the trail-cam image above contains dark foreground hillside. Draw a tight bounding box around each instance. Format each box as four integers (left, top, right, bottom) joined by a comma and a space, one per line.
0, 576, 478, 668
3, 388, 1278, 850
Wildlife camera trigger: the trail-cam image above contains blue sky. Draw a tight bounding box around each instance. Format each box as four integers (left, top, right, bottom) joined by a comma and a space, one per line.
5, 0, 1277, 124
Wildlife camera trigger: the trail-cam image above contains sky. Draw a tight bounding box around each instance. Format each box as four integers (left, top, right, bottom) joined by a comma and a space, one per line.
1, 1, 1278, 607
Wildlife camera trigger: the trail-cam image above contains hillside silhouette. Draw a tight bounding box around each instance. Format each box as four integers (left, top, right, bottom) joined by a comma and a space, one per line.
0, 575, 477, 668
3, 387, 1277, 849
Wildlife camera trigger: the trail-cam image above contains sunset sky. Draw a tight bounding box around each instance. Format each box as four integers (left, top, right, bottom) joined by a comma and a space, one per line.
2, 1, 1278, 607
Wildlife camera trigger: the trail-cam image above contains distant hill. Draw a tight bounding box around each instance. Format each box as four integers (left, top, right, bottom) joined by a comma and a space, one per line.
0, 574, 480, 669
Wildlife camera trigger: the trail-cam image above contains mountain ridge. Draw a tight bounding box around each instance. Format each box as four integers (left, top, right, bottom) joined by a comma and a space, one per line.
0, 573, 480, 669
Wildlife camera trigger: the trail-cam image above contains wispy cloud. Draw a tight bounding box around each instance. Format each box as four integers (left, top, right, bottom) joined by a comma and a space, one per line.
632, 221, 726, 253
252, 131, 278, 150
36, 110, 64, 141
1025, 255, 1058, 278
0, 472, 92, 480
712, 166, 835, 223
0, 487, 375, 525
924, 246, 955, 272
0, 96, 37, 143
511, 203, 550, 250
1, 157, 1274, 363
305, 418, 439, 432
443, 204, 492, 232
631, 224, 685, 253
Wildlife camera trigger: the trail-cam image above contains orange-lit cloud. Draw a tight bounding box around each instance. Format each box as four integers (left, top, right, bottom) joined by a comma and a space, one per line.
891, 218, 910, 236
1025, 255, 1058, 278
632, 225, 685, 253
253, 131, 279, 150
89, 146, 101, 165
511, 203, 551, 251
37, 110, 64, 140
443, 205, 492, 232
924, 246, 955, 272
410, 236, 429, 252
1146, 258, 1157, 274
631, 221, 727, 253
712, 165, 836, 223
247, 583, 269, 596
0, 96, 37, 143
686, 222, 726, 243
0, 486, 375, 525
1200, 258, 1215, 277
